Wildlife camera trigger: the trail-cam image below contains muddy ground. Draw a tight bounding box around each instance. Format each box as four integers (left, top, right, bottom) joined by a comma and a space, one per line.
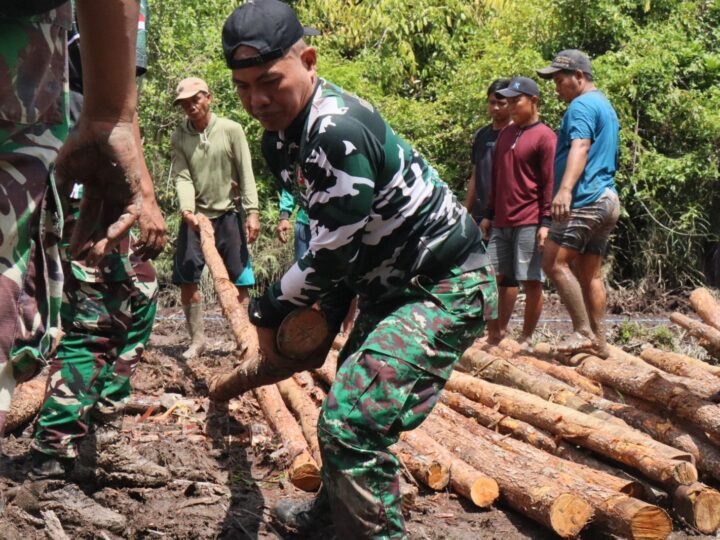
0, 292, 716, 540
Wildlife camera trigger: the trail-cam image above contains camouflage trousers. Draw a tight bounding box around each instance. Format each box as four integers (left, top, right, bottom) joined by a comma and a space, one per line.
318, 265, 497, 539
32, 272, 158, 459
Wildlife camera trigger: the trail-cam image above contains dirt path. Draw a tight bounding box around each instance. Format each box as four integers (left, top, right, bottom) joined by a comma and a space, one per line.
0, 305, 712, 539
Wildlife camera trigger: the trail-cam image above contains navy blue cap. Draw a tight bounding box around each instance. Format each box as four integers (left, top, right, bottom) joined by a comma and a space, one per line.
222, 0, 320, 69
496, 76, 540, 98
537, 49, 592, 78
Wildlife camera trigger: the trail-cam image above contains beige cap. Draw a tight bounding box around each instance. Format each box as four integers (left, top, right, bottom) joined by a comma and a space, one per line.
173, 77, 209, 104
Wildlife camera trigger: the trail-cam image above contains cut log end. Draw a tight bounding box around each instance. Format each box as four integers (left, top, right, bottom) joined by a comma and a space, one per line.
673, 483, 720, 535
426, 463, 451, 491
289, 455, 321, 492
671, 461, 698, 485
276, 308, 329, 360
468, 476, 500, 508
629, 505, 673, 540
548, 494, 593, 539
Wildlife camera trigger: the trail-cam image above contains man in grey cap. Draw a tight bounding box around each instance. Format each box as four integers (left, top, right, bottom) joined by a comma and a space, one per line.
170, 76, 260, 359
537, 50, 620, 357
221, 0, 497, 537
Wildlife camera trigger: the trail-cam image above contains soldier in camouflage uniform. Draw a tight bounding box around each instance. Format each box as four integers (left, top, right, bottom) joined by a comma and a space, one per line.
29, 0, 169, 484
222, 1, 498, 538
0, 3, 71, 441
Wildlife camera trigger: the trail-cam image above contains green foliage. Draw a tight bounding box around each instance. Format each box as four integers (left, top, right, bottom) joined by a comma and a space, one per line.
140, 0, 720, 291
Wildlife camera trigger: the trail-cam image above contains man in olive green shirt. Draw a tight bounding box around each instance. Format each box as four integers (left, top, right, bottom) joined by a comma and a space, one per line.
171, 77, 260, 359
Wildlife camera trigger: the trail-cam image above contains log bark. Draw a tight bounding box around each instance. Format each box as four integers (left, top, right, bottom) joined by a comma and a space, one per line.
573, 352, 720, 440
292, 372, 326, 406
276, 378, 322, 465
689, 287, 720, 331
446, 371, 697, 487
585, 389, 720, 483
670, 312, 720, 356
313, 349, 338, 387
487, 342, 603, 395
440, 391, 645, 498
672, 482, 720, 534
392, 440, 450, 491
433, 405, 673, 540
253, 385, 320, 491
461, 347, 624, 426
640, 347, 720, 381
5, 377, 46, 432
422, 414, 593, 538
401, 428, 499, 508
196, 214, 258, 357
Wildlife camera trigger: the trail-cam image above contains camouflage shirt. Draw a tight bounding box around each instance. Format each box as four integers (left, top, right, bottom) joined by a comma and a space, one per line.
261, 79, 487, 315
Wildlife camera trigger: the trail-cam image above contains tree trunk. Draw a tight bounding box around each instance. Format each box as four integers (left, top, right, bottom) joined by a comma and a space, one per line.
670, 312, 720, 357
672, 482, 720, 534
276, 378, 322, 465
595, 387, 720, 483
573, 352, 720, 441
253, 385, 321, 491
446, 371, 697, 487
392, 440, 450, 491
5, 377, 46, 432
689, 287, 720, 331
401, 428, 499, 508
432, 405, 673, 540
196, 214, 258, 357
461, 347, 624, 426
440, 391, 645, 498
422, 414, 593, 538
313, 349, 338, 387
486, 342, 603, 395
640, 347, 720, 381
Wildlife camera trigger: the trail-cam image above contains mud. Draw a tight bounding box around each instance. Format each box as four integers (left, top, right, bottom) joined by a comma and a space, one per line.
0, 304, 713, 539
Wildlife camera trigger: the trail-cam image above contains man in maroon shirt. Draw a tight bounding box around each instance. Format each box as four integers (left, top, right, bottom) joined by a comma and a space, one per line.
480, 77, 556, 346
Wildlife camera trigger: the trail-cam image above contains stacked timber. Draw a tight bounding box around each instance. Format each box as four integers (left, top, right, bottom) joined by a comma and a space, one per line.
201, 250, 720, 538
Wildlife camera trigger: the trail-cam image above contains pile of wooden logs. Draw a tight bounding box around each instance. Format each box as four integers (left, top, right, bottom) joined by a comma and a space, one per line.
241, 288, 720, 539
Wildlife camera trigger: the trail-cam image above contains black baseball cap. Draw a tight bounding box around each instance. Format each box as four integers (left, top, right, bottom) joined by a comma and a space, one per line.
537, 49, 592, 78
222, 0, 320, 69
496, 76, 540, 98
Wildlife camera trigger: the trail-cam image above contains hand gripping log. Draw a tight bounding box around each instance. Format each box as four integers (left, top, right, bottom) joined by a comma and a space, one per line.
195, 215, 331, 401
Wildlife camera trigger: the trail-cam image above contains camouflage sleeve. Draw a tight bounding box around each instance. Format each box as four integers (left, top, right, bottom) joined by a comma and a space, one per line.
171, 130, 195, 213
262, 116, 379, 318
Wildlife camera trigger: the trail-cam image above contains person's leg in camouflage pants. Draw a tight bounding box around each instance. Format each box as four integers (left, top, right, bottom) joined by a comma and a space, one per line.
318, 266, 497, 539
32, 271, 157, 459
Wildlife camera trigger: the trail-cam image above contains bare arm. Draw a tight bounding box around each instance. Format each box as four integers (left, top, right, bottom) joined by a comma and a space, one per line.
552, 138, 591, 222
464, 165, 477, 213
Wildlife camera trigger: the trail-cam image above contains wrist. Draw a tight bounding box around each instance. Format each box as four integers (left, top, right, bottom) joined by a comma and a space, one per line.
279, 211, 291, 221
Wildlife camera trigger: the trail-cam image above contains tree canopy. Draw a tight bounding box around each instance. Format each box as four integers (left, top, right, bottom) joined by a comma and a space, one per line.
139, 0, 720, 291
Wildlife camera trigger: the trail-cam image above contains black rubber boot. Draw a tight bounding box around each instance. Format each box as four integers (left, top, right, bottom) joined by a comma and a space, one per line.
28, 451, 72, 480
272, 490, 331, 531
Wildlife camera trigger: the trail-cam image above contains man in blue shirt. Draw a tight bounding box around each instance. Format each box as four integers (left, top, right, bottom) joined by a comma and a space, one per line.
538, 50, 620, 357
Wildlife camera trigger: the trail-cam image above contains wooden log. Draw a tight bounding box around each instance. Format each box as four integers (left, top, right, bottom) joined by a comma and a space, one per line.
421, 415, 593, 538
461, 347, 625, 426
313, 349, 338, 387
196, 213, 259, 358
446, 371, 697, 487
392, 440, 450, 491
253, 385, 320, 491
573, 352, 720, 440
5, 377, 46, 432
440, 391, 645, 498
689, 287, 720, 331
586, 388, 720, 483
640, 347, 720, 381
672, 482, 720, 534
276, 378, 322, 465
292, 372, 326, 406
276, 308, 329, 359
433, 405, 673, 540
488, 342, 603, 395
401, 429, 499, 508
670, 312, 720, 356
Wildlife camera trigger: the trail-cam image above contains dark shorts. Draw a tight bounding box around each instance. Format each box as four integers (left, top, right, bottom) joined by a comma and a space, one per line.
548, 188, 620, 255
172, 211, 255, 286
